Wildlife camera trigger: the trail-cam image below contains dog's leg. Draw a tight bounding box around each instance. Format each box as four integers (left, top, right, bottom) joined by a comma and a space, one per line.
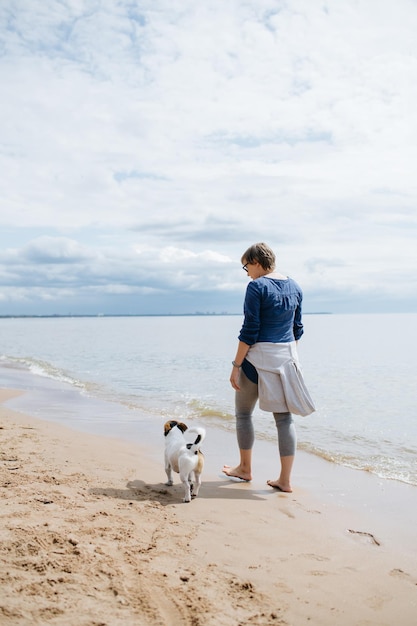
192, 471, 202, 498
179, 471, 192, 503
165, 456, 173, 486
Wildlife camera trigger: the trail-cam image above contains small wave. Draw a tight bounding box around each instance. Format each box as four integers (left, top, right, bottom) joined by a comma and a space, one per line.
186, 398, 234, 422
298, 441, 417, 487
1, 355, 87, 390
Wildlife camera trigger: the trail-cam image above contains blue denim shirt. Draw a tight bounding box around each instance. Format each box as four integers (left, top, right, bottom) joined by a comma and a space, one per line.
238, 276, 304, 383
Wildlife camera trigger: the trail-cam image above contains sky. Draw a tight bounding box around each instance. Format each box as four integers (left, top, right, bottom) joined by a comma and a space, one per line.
1, 0, 416, 316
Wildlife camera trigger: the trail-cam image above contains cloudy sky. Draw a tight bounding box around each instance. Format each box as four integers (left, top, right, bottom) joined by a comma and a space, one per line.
1, 0, 416, 316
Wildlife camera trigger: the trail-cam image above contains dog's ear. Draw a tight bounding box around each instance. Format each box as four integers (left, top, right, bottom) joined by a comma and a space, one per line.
176, 422, 188, 434
164, 420, 178, 436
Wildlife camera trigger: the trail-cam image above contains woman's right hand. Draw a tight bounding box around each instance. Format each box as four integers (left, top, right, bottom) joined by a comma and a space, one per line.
230, 366, 241, 391
230, 342, 249, 391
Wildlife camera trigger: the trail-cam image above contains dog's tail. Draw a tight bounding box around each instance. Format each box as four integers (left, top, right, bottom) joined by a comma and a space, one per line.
185, 427, 206, 453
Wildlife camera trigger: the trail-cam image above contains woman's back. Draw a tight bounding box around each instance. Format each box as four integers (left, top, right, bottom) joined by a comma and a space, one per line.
240, 276, 303, 344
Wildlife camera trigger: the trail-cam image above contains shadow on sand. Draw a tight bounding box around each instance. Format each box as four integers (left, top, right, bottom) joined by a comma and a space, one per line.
89, 477, 269, 505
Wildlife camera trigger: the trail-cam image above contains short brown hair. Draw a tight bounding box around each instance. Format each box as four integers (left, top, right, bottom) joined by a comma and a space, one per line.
241, 242, 276, 271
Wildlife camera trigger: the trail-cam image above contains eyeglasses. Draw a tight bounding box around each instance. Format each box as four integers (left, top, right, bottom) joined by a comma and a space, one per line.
242, 263, 249, 272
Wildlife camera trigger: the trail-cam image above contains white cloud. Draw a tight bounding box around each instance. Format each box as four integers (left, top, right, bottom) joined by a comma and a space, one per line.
0, 0, 416, 314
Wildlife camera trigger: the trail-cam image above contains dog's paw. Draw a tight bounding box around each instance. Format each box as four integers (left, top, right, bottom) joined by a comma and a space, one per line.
165, 480, 173, 487
183, 497, 191, 503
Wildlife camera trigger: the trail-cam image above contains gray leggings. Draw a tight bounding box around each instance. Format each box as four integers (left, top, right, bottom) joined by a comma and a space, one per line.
235, 370, 297, 457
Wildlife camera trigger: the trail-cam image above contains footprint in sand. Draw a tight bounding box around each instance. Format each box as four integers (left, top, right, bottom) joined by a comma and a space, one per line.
389, 568, 416, 585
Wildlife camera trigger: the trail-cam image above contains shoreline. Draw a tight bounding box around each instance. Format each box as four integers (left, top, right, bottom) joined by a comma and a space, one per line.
1, 387, 416, 625
2, 313, 416, 491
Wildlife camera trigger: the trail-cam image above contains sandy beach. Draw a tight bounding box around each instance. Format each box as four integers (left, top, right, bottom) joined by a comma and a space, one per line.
1, 388, 416, 626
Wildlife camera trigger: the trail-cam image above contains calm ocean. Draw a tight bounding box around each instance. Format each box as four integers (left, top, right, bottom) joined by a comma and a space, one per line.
1, 313, 416, 487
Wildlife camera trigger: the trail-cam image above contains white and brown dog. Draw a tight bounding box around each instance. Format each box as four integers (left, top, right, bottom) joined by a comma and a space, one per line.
164, 420, 206, 503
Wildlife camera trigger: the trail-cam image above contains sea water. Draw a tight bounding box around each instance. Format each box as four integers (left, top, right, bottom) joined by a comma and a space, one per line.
0, 313, 416, 486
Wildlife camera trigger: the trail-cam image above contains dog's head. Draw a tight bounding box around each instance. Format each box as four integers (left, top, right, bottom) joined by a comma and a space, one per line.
164, 420, 188, 437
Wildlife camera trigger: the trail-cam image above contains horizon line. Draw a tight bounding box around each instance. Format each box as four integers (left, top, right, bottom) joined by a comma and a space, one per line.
0, 311, 333, 319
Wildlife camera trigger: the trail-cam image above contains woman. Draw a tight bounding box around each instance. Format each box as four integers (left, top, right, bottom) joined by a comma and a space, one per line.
222, 242, 315, 492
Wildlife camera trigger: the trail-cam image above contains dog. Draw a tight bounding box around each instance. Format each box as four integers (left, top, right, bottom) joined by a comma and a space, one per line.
164, 420, 206, 503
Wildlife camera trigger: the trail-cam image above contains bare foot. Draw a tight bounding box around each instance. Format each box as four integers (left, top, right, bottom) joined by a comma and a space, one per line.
222, 465, 252, 482
267, 479, 292, 493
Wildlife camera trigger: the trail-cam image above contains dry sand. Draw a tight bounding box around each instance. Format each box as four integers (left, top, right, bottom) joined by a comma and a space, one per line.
1, 388, 416, 625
